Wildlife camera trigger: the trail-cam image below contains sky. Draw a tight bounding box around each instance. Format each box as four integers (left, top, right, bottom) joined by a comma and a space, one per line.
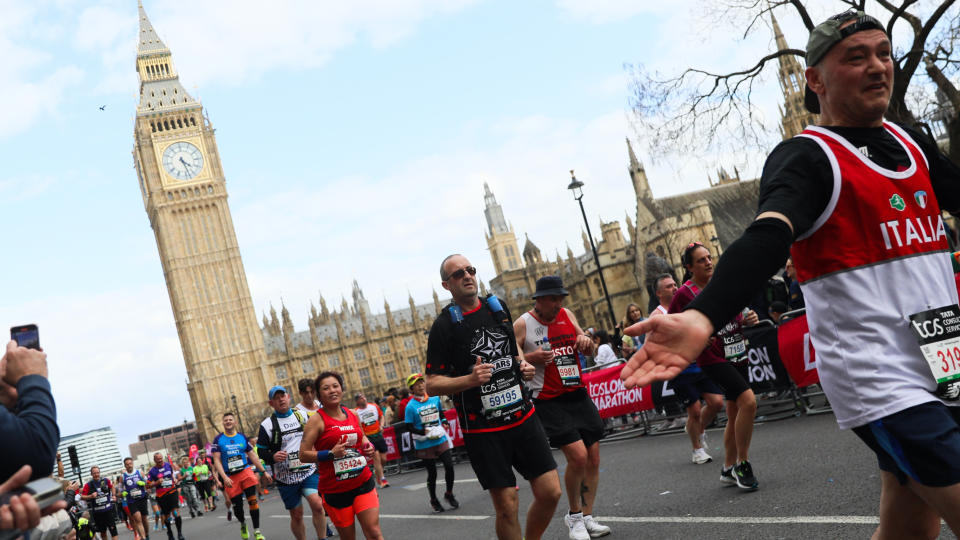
0, 0, 835, 455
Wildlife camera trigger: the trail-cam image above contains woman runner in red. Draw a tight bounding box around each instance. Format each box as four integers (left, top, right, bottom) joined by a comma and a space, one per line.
300, 371, 383, 540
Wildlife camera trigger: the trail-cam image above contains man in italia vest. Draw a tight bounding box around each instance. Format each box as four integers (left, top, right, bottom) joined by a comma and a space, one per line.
620, 10, 960, 538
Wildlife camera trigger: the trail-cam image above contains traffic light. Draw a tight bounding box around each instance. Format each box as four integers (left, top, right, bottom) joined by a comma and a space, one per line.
68, 445, 79, 470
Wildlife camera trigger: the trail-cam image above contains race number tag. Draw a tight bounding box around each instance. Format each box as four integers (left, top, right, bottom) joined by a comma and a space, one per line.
555, 356, 581, 386
722, 333, 747, 361
909, 305, 960, 400
128, 488, 142, 498
480, 384, 522, 413
227, 455, 245, 473
418, 406, 440, 426
160, 478, 173, 488
359, 410, 377, 426
95, 496, 108, 505
332, 450, 367, 481
287, 451, 307, 470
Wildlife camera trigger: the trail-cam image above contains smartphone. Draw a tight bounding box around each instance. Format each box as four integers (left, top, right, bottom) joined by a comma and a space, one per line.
10, 324, 39, 350
0, 477, 64, 540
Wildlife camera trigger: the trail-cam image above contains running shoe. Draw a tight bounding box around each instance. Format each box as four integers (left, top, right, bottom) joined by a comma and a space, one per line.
197, 511, 203, 516
254, 530, 265, 540
240, 523, 249, 539
227, 508, 232, 521
563, 512, 590, 540
430, 499, 445, 513
734, 460, 759, 491
444, 491, 459, 509
691, 447, 712, 464
326, 523, 336, 537
380, 479, 390, 489
583, 514, 611, 538
720, 465, 737, 486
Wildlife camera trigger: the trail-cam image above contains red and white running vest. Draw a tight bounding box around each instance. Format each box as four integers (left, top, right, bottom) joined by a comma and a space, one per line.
520, 308, 582, 399
791, 123, 958, 429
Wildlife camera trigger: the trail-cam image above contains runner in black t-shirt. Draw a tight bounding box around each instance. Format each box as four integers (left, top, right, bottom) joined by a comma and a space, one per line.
425, 254, 561, 540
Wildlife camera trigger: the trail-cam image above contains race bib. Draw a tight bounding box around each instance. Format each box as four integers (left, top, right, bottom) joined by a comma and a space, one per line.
480, 384, 522, 413
555, 355, 581, 386
332, 450, 367, 481
359, 410, 377, 426
227, 455, 245, 473
722, 333, 747, 361
95, 496, 108, 505
418, 405, 440, 426
160, 478, 173, 488
287, 451, 308, 470
128, 488, 142, 498
910, 305, 960, 400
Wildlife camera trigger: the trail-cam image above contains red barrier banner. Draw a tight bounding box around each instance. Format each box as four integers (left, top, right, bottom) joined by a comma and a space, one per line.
777, 313, 820, 388
382, 408, 464, 462
583, 363, 654, 418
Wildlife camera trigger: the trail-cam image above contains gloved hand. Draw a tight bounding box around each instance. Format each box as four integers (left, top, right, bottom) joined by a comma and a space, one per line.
122, 491, 128, 498
426, 425, 447, 440
137, 480, 145, 487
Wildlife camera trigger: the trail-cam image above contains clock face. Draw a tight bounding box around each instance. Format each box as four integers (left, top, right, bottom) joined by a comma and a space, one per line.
162, 141, 204, 180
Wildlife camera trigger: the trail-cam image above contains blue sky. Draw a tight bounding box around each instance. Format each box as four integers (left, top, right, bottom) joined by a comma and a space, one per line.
0, 0, 811, 454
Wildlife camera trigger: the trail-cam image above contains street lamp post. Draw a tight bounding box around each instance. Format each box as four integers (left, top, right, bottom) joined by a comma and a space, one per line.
567, 170, 618, 331
231, 394, 246, 436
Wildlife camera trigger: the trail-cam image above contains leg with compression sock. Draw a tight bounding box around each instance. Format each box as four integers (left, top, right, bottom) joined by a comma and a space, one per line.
440, 450, 455, 493
244, 486, 260, 529
174, 514, 182, 536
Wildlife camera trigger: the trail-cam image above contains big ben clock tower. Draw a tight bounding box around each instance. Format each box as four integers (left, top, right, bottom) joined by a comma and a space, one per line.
132, 2, 269, 441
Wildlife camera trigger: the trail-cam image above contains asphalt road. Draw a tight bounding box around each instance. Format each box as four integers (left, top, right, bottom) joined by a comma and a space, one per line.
113, 412, 955, 539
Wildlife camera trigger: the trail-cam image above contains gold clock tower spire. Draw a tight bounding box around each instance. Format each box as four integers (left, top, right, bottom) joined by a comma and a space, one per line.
132, 2, 269, 441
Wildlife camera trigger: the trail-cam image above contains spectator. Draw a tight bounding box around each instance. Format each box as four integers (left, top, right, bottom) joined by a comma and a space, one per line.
0, 340, 59, 482
784, 257, 805, 310
396, 388, 412, 424
591, 330, 618, 367
382, 395, 396, 426
768, 301, 788, 324
619, 304, 645, 358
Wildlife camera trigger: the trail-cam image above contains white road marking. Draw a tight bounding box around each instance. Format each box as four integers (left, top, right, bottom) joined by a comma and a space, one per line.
401, 478, 480, 491
380, 514, 489, 520
596, 516, 880, 524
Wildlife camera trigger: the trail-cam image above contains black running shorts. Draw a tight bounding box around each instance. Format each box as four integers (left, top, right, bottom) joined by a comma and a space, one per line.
533, 388, 605, 448
853, 401, 960, 487
128, 497, 149, 517
367, 433, 388, 454
669, 371, 724, 409
463, 415, 557, 490
92, 510, 118, 534
701, 361, 751, 401
157, 491, 180, 514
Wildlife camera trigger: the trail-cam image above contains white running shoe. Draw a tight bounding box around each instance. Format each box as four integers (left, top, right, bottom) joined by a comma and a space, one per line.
583, 515, 611, 538
564, 512, 591, 540
692, 447, 713, 464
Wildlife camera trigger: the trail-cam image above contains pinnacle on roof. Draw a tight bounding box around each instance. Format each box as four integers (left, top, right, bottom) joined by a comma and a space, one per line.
137, 1, 169, 57
770, 10, 788, 52
626, 137, 643, 171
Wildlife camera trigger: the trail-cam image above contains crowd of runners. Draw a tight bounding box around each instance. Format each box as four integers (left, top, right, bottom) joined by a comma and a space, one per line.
58, 8, 960, 540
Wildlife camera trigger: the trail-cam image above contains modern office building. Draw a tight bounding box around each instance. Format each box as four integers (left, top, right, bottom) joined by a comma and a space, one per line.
57, 427, 124, 481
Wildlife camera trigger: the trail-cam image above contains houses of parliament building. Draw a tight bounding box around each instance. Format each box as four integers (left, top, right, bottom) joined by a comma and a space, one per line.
132, 4, 813, 442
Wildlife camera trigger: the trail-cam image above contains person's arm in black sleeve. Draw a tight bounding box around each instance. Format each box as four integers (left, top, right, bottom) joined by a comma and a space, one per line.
0, 375, 59, 480
685, 138, 833, 331
255, 423, 274, 466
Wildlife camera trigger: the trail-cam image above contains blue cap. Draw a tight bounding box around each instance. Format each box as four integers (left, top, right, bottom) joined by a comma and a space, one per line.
268, 386, 287, 399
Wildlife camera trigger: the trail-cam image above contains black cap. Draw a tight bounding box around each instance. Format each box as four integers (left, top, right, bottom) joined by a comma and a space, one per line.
804, 10, 886, 113
532, 275, 569, 298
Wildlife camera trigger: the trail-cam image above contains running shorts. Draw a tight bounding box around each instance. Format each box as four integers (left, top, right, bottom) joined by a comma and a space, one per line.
701, 361, 751, 401
463, 414, 557, 490
415, 440, 451, 460
92, 510, 117, 535
277, 473, 320, 510
224, 467, 259, 500
157, 491, 179, 515
853, 401, 960, 487
195, 480, 209, 500
128, 497, 149, 517
367, 433, 388, 454
321, 478, 378, 527
533, 389, 605, 448
669, 371, 724, 409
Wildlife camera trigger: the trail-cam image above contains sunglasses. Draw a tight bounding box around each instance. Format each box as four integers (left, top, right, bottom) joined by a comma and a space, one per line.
446, 266, 477, 281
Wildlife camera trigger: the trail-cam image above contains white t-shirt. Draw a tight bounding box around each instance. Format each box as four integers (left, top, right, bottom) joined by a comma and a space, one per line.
294, 400, 321, 417
594, 343, 618, 366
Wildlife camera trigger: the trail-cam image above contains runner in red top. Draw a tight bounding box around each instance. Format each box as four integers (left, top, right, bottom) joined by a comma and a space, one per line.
300, 371, 383, 540
515, 275, 611, 540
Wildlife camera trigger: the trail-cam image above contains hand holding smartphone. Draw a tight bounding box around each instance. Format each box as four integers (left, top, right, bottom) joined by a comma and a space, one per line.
9, 325, 39, 351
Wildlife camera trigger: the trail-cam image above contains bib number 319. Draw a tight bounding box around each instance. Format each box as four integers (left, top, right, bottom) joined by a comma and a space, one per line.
909, 305, 960, 400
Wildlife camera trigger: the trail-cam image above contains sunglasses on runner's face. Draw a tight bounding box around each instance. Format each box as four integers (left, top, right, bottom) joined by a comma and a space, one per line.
446, 266, 477, 280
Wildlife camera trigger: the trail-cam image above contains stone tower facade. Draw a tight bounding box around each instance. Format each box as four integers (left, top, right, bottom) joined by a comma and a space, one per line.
773, 13, 818, 139
132, 2, 269, 442
483, 183, 522, 274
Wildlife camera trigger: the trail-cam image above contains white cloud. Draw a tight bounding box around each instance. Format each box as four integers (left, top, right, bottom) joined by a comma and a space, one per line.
556, 0, 672, 24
